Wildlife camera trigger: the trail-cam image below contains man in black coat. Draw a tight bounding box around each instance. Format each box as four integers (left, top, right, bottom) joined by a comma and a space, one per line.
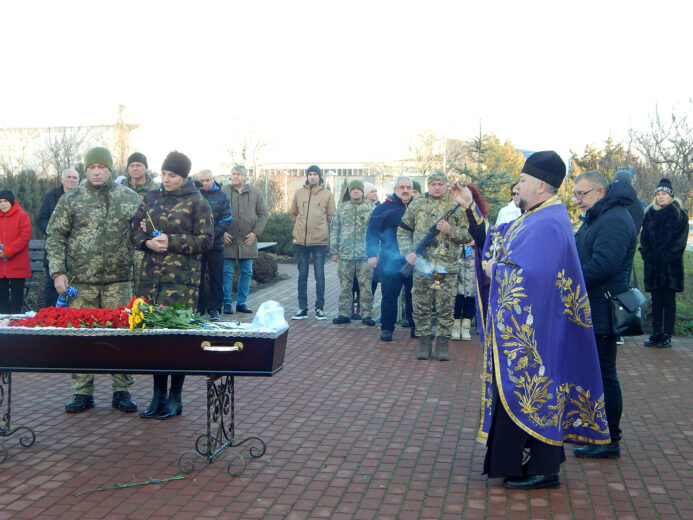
366, 176, 415, 341
573, 170, 637, 459
197, 170, 232, 321
37, 168, 80, 306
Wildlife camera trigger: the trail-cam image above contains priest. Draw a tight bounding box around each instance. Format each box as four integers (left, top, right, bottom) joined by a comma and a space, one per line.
451, 151, 610, 490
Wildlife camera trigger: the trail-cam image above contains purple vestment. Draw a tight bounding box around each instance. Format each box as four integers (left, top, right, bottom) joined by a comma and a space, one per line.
475, 196, 610, 447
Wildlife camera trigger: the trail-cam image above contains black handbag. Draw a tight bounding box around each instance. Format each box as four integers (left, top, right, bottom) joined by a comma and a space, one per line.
604, 288, 648, 336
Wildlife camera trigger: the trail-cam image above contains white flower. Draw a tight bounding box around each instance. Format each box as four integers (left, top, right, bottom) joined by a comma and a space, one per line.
573, 419, 583, 427
538, 365, 545, 377
526, 314, 534, 326
513, 304, 521, 314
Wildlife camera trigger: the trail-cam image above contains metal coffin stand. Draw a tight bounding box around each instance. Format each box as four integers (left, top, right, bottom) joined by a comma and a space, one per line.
0, 326, 288, 475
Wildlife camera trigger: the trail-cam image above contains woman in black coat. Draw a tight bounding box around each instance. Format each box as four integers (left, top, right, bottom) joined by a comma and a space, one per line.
640, 178, 689, 348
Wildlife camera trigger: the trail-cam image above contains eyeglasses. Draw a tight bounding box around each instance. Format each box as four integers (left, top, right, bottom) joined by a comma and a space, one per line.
511, 192, 519, 196
571, 188, 594, 202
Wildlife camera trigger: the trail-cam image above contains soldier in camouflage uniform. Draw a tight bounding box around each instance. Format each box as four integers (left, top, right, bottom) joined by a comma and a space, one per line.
123, 152, 159, 292
329, 180, 376, 325
46, 146, 140, 413
131, 151, 213, 420
397, 170, 472, 361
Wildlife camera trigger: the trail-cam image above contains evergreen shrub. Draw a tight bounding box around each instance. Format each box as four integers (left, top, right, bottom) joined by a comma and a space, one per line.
259, 212, 295, 256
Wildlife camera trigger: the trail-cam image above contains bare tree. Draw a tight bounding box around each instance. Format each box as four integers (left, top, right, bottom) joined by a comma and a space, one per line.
34, 127, 91, 181
407, 129, 444, 177
630, 103, 693, 211
0, 127, 38, 175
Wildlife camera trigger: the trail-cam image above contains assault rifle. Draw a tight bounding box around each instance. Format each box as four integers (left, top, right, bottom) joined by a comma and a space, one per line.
400, 204, 461, 278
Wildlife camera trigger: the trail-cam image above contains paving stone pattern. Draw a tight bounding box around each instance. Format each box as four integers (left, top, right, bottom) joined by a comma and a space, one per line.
1, 262, 692, 519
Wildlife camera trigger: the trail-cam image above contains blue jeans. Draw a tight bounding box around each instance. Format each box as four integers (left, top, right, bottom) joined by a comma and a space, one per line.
296, 244, 326, 310
223, 258, 253, 307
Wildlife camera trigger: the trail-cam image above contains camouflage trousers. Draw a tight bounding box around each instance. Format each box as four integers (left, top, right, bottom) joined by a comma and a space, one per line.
338, 260, 373, 318
68, 281, 135, 394
412, 272, 456, 338
138, 281, 198, 308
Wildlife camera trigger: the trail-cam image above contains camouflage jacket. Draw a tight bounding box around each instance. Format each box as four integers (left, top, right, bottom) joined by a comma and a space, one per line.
397, 192, 472, 272
46, 178, 140, 284
131, 179, 213, 290
125, 172, 159, 201
329, 199, 375, 260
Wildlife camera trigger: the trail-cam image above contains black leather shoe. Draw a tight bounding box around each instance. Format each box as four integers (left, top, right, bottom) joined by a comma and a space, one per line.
236, 304, 253, 313
503, 473, 560, 490
362, 317, 376, 326
351, 312, 362, 320
112, 391, 137, 413
380, 330, 393, 341
65, 394, 94, 413
573, 441, 620, 459
140, 390, 167, 418
223, 306, 233, 314
644, 334, 663, 347
332, 315, 351, 324
156, 395, 182, 420
400, 319, 414, 328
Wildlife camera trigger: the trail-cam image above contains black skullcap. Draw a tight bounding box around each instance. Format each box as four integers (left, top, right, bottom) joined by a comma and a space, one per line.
161, 151, 192, 178
0, 190, 15, 206
521, 151, 566, 189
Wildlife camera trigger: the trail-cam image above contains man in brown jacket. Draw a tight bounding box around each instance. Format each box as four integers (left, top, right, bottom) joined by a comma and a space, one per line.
290, 164, 336, 320
221, 165, 268, 314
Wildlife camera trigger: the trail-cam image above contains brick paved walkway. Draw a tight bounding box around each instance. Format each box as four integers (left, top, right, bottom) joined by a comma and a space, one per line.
1, 262, 692, 519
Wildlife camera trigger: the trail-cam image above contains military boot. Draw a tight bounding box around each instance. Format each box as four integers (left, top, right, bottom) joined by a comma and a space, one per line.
416, 336, 433, 360
436, 336, 450, 361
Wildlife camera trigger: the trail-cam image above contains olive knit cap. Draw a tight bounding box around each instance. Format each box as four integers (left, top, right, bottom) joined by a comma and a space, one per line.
428, 170, 448, 184
127, 152, 148, 168
84, 147, 113, 172
348, 179, 365, 193
412, 180, 422, 193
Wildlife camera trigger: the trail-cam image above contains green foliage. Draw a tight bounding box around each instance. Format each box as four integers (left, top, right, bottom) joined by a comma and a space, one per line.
252, 252, 278, 284
0, 169, 58, 239
258, 212, 295, 256
451, 133, 524, 222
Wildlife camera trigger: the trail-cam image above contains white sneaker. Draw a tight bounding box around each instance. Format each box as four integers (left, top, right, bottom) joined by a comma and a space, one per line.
315, 309, 327, 320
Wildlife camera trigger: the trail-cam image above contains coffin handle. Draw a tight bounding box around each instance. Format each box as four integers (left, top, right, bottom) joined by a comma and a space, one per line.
201, 341, 244, 352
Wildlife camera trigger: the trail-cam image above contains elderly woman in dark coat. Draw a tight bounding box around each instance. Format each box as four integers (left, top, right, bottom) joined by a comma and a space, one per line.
132, 151, 214, 419
640, 178, 689, 348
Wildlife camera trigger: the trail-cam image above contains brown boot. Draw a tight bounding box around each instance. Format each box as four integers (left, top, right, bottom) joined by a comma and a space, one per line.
416, 336, 432, 360
436, 336, 450, 361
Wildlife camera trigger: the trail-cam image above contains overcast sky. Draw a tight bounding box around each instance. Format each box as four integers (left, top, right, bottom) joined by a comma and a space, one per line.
1, 0, 691, 172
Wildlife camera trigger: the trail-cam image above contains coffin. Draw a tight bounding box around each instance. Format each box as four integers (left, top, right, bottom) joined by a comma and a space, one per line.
0, 326, 288, 377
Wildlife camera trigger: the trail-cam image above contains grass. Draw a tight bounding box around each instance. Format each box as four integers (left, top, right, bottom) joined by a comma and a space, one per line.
632, 249, 693, 336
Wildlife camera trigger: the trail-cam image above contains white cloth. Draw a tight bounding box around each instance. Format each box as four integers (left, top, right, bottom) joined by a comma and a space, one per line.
495, 200, 521, 225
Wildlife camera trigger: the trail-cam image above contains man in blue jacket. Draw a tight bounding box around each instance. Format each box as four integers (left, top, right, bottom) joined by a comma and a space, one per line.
366, 176, 415, 341
197, 169, 232, 321
573, 170, 637, 459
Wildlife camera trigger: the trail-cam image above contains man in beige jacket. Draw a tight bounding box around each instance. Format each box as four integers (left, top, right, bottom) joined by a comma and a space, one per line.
290, 165, 336, 320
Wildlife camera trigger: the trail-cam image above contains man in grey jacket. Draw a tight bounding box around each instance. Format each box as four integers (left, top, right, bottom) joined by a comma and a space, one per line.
221, 165, 268, 314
